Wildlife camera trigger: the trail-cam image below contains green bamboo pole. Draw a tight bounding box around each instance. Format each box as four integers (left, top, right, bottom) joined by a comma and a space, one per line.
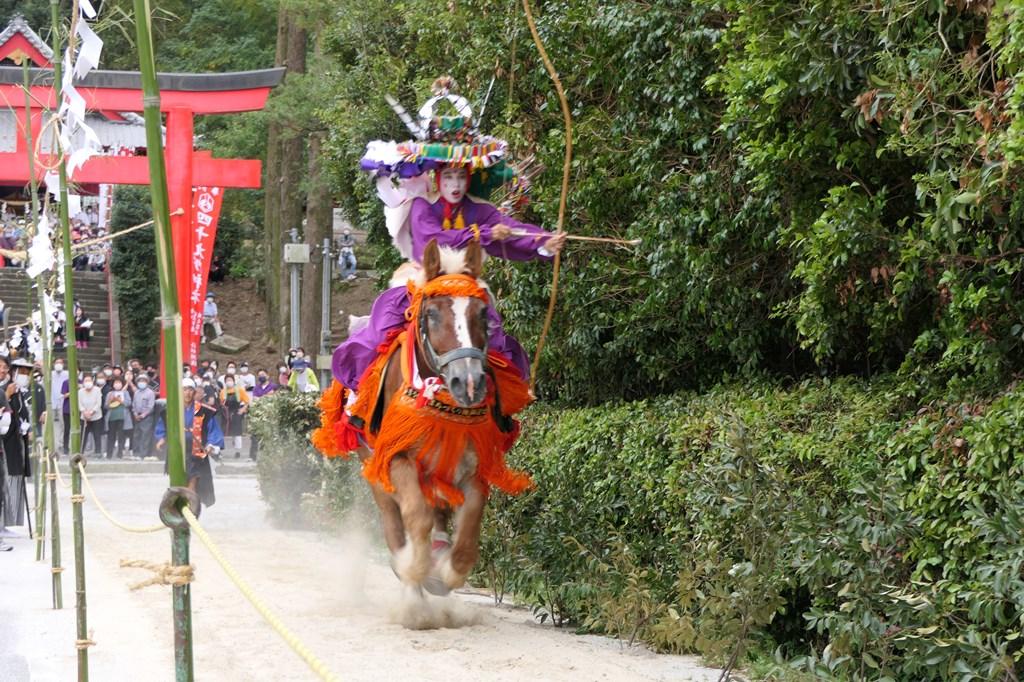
20, 58, 49, 564
49, 0, 87, 675
49, 451, 64, 609
131, 2, 193, 680
23, 58, 61, 590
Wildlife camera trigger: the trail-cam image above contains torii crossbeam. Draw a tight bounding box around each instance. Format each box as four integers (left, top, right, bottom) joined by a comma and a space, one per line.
0, 64, 284, 370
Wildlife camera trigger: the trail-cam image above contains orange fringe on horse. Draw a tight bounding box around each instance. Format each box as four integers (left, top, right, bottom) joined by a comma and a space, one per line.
312, 274, 533, 507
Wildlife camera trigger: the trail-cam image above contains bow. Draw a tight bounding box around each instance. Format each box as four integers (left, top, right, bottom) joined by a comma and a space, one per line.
522, 0, 573, 393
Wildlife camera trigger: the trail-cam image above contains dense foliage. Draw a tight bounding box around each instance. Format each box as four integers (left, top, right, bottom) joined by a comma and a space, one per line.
314, 0, 1024, 402
109, 186, 159, 361
249, 390, 369, 527
479, 379, 1024, 680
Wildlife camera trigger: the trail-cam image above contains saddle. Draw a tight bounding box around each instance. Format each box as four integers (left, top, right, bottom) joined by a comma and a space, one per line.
313, 325, 533, 507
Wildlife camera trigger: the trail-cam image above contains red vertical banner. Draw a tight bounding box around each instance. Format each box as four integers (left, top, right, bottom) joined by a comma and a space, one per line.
185, 186, 224, 368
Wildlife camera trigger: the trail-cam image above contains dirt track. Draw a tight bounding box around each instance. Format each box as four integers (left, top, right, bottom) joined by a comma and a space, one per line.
3, 472, 721, 681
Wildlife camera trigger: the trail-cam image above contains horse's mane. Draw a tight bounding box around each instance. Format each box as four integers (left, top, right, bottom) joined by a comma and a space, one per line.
389, 246, 488, 291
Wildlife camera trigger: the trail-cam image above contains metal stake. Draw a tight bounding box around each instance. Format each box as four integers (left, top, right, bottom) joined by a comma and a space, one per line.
319, 237, 332, 388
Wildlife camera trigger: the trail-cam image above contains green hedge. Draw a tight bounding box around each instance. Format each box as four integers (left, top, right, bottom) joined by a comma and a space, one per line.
477, 378, 1024, 680
250, 378, 1024, 679
249, 391, 368, 528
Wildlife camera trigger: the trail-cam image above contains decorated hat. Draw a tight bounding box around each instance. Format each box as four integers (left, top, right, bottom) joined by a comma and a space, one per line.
360, 76, 513, 187
362, 76, 532, 261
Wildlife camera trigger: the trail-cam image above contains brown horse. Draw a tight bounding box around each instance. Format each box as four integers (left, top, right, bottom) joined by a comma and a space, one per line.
357, 238, 518, 599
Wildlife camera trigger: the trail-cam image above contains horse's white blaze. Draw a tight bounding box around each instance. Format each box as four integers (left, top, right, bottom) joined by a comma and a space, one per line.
451, 297, 474, 349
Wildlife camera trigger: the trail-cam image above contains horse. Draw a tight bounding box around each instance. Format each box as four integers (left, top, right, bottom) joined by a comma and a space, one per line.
342, 238, 531, 599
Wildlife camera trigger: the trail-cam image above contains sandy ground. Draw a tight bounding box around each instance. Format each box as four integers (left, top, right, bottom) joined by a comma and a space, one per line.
1, 472, 721, 682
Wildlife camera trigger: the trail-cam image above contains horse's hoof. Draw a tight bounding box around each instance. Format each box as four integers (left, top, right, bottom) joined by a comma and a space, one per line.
422, 573, 452, 596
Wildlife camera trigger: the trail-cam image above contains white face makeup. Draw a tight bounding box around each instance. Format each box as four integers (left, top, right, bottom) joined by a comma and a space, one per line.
439, 166, 468, 204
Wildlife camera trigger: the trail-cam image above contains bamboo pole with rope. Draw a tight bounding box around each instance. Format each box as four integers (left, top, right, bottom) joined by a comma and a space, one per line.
131, 1, 195, 678
22, 56, 62, 585
20, 56, 51, 566
49, 0, 88, 674
522, 0, 573, 393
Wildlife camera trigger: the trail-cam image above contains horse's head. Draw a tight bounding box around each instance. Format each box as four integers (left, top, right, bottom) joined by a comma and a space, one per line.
415, 239, 489, 408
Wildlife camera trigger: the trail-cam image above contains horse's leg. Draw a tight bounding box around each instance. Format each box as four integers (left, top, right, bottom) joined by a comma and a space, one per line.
370, 485, 405, 554
389, 456, 434, 586
436, 481, 486, 591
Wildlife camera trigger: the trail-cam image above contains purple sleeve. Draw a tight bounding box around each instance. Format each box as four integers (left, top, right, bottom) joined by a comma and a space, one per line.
331, 286, 411, 390
472, 202, 554, 262
410, 198, 482, 262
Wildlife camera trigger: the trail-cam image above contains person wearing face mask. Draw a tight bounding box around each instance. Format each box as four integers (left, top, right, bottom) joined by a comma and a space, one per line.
277, 364, 290, 390
131, 374, 157, 459
156, 378, 222, 506
219, 361, 237, 389
51, 358, 68, 454
104, 377, 132, 459
219, 375, 250, 458
238, 363, 255, 392
335, 79, 567, 393
0, 358, 32, 535
78, 373, 104, 454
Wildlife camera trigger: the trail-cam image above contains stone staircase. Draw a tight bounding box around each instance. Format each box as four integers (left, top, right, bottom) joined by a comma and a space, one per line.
0, 269, 114, 370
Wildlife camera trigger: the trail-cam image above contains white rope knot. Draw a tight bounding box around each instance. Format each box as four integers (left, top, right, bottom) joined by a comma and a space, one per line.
119, 559, 195, 590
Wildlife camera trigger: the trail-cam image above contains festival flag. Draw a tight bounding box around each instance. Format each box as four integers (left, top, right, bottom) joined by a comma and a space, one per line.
184, 186, 224, 368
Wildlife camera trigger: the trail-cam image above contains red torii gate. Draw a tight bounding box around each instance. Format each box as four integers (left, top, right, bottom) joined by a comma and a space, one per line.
0, 62, 283, 370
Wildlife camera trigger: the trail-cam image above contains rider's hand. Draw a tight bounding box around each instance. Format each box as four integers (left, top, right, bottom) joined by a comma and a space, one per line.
545, 231, 568, 255
491, 224, 512, 241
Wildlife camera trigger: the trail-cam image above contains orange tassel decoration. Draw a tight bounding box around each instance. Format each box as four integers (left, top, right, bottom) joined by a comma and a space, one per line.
314, 273, 534, 508
358, 336, 532, 507
311, 380, 359, 458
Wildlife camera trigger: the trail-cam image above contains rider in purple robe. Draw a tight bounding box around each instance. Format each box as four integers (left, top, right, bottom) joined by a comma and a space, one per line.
332, 163, 566, 390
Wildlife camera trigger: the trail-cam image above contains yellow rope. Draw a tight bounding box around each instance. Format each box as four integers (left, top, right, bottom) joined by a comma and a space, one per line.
52, 461, 71, 489
522, 0, 573, 393
181, 507, 341, 682
76, 463, 165, 533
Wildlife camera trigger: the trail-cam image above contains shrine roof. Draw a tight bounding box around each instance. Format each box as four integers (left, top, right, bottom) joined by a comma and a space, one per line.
0, 15, 54, 66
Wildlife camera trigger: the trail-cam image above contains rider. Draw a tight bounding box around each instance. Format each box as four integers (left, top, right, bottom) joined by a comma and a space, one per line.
332, 77, 566, 392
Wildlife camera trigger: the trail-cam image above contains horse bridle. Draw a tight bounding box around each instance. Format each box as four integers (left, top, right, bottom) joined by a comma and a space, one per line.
417, 306, 488, 377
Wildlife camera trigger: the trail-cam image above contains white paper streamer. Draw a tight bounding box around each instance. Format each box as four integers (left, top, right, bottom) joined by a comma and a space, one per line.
26, 213, 55, 278
46, 2, 104, 197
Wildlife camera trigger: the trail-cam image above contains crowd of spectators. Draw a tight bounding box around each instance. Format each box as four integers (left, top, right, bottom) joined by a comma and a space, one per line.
0, 201, 110, 272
